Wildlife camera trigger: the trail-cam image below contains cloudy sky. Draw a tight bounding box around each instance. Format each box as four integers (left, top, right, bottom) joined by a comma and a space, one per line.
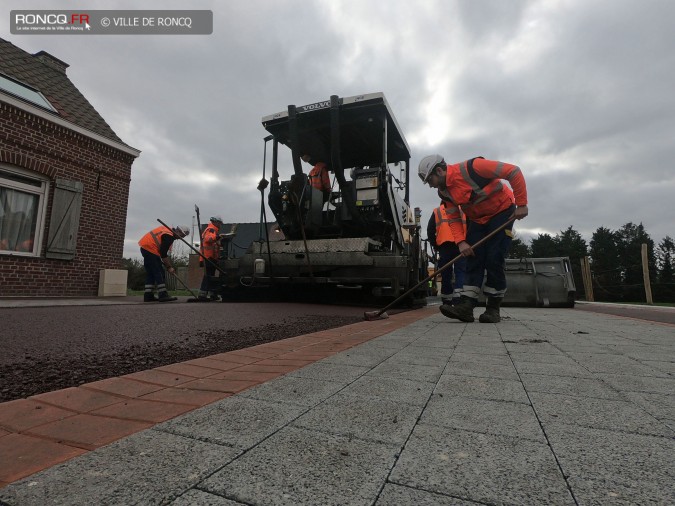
3, 0, 674, 258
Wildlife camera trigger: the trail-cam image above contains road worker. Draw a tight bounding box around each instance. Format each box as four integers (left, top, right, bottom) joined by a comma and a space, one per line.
427, 202, 467, 306
198, 215, 224, 301
419, 155, 528, 323
138, 224, 190, 302
302, 154, 331, 203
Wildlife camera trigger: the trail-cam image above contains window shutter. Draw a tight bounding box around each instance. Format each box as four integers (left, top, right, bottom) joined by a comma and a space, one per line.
45, 179, 83, 260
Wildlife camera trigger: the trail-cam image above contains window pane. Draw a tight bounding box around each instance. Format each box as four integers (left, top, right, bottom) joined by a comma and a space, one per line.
0, 169, 43, 187
0, 187, 39, 252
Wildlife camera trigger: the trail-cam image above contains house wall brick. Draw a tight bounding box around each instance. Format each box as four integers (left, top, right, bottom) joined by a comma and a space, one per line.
0, 102, 136, 296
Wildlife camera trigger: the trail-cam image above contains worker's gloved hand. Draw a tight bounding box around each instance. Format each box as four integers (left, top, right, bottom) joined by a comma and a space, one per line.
458, 241, 474, 257
514, 205, 529, 220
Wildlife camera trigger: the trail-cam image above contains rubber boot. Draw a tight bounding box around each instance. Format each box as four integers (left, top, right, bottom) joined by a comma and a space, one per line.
440, 296, 475, 322
157, 291, 177, 302
143, 292, 157, 302
479, 297, 502, 323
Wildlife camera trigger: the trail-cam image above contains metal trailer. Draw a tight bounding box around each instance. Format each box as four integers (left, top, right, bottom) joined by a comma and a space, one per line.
492, 257, 577, 308
219, 93, 427, 305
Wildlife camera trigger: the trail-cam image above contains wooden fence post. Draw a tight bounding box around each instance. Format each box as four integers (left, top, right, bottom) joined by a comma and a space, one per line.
580, 257, 594, 302
641, 243, 653, 305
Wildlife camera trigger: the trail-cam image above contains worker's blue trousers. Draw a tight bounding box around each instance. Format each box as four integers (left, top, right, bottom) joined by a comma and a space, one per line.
437, 241, 466, 298
141, 248, 166, 286
461, 206, 515, 301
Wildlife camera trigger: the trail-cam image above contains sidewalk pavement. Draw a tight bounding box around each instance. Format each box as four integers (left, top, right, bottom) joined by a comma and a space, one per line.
1, 305, 674, 505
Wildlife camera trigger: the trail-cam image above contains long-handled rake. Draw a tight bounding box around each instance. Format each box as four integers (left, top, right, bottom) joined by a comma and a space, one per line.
364, 216, 516, 321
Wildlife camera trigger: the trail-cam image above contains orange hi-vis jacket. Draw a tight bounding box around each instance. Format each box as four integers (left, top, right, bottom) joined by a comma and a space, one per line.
201, 221, 220, 260
439, 157, 527, 241
138, 225, 174, 257
434, 203, 466, 245
309, 162, 331, 193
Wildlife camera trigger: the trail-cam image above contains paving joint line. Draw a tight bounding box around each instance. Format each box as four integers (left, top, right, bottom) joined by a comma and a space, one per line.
372, 318, 470, 505
499, 324, 580, 506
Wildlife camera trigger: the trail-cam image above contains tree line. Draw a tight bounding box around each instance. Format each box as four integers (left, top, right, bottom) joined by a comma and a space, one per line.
509, 222, 674, 303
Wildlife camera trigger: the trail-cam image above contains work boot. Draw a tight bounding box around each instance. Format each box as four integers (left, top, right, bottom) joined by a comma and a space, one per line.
157, 291, 177, 302
479, 297, 502, 323
440, 296, 475, 322
143, 292, 157, 302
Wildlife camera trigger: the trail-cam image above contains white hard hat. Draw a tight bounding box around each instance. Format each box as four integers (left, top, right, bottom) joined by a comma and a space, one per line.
210, 215, 223, 223
418, 154, 445, 183
173, 225, 189, 236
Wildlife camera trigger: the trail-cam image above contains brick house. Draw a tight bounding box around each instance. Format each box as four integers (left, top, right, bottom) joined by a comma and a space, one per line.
0, 38, 140, 296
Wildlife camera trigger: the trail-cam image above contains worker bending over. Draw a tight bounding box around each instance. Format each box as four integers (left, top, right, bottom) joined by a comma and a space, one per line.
419, 155, 528, 323
138, 224, 190, 302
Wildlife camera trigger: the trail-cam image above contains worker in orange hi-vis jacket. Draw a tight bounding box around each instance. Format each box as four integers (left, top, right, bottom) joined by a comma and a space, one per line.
138, 224, 190, 302
427, 202, 467, 306
302, 153, 331, 203
419, 155, 528, 323
198, 215, 224, 301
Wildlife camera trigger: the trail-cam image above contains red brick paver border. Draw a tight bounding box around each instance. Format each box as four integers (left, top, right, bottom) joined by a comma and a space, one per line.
0, 307, 435, 487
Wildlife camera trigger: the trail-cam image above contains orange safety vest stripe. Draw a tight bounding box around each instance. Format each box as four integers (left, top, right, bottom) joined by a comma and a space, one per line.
309, 162, 331, 192
138, 225, 173, 257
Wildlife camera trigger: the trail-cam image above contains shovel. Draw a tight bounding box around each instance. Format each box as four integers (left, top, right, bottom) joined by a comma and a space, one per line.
364, 216, 516, 321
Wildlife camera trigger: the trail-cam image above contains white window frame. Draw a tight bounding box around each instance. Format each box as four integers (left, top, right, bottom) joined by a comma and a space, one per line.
0, 163, 50, 257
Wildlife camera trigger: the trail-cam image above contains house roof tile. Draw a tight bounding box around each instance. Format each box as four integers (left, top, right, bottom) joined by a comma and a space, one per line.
0, 38, 125, 144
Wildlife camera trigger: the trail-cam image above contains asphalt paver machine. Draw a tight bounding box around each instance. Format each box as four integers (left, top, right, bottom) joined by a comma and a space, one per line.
220, 93, 427, 306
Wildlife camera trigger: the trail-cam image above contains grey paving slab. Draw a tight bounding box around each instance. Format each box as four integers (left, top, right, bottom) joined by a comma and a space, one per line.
597, 372, 675, 395
340, 374, 435, 406
409, 335, 461, 349
290, 390, 422, 445
519, 372, 625, 400
169, 489, 246, 505
565, 352, 670, 376
0, 430, 238, 506
531, 391, 674, 437
640, 359, 675, 374
449, 351, 514, 366
375, 483, 478, 505
443, 359, 520, 380
545, 422, 675, 505
287, 361, 370, 383
390, 424, 575, 505
238, 374, 345, 407
624, 391, 675, 421
155, 396, 308, 449
367, 361, 445, 383
513, 360, 594, 378
199, 425, 399, 506
502, 341, 562, 355
321, 348, 395, 367
507, 350, 572, 364
435, 374, 530, 404
381, 347, 452, 366
453, 344, 509, 356
421, 395, 545, 443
